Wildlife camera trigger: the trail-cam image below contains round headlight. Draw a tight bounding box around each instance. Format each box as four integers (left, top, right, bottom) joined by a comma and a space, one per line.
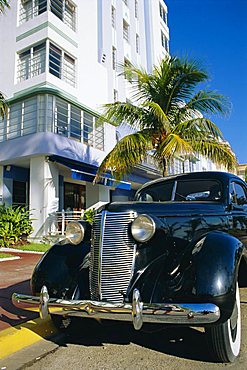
131, 214, 156, 243
65, 221, 85, 245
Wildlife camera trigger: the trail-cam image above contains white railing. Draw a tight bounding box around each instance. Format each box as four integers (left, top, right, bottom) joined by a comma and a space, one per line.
48, 210, 84, 236
19, 0, 76, 32
17, 44, 46, 82
47, 202, 108, 236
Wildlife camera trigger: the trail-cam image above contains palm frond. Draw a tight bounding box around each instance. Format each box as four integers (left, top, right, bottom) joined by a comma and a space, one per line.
0, 92, 8, 120
157, 133, 194, 159
191, 139, 237, 171
94, 132, 152, 183
182, 90, 231, 117
141, 101, 171, 132
0, 0, 10, 13
163, 56, 209, 112
173, 118, 223, 140
97, 101, 148, 129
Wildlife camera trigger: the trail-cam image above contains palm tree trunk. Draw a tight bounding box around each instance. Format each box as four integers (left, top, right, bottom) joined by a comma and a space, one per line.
162, 158, 168, 177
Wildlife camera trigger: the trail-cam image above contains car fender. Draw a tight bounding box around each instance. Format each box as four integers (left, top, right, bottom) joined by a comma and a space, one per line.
191, 231, 243, 296
31, 241, 90, 298
128, 231, 243, 305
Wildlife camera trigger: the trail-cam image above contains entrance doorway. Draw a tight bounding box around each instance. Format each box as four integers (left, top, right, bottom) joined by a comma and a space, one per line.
64, 182, 86, 211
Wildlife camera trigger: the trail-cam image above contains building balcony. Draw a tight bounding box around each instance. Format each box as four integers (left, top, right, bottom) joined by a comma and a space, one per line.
19, 0, 77, 32
0, 91, 104, 152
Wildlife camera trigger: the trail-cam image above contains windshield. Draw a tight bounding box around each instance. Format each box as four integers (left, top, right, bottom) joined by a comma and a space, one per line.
135, 179, 222, 202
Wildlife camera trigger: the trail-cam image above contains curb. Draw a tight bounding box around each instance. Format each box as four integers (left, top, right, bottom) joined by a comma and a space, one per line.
0, 256, 21, 262
0, 316, 58, 361
0, 248, 45, 255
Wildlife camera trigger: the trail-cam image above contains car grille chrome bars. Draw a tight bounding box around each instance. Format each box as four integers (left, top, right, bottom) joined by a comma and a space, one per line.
90, 211, 136, 303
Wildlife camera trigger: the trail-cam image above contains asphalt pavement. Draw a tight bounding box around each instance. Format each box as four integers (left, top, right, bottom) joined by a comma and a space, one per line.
0, 250, 60, 368
0, 250, 41, 332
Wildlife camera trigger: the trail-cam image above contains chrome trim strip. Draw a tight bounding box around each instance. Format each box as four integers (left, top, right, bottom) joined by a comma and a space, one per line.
12, 291, 220, 327
171, 180, 177, 201
99, 211, 106, 299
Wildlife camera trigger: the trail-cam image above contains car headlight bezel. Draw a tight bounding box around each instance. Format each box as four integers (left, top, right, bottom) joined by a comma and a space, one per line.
65, 221, 85, 245
131, 214, 156, 243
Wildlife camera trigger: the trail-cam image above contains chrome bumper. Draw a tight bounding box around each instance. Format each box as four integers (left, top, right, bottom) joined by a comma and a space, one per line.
12, 287, 220, 330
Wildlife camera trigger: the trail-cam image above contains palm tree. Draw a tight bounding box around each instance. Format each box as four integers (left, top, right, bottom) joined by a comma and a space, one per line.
0, 0, 10, 13
0, 92, 8, 120
95, 56, 236, 182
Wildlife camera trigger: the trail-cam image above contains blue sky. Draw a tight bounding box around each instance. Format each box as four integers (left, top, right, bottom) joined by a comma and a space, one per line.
166, 0, 247, 164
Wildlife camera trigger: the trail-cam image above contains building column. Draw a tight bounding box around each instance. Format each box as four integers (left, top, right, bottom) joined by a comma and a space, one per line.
0, 165, 3, 205
86, 182, 110, 209
30, 156, 59, 239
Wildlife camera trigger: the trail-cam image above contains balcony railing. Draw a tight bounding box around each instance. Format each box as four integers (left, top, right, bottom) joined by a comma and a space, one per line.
0, 94, 105, 151
17, 44, 46, 82
19, 0, 76, 32
17, 42, 76, 87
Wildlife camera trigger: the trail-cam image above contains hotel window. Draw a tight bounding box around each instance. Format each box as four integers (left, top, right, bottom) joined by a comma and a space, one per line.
124, 58, 132, 81
49, 43, 76, 86
17, 42, 46, 82
112, 47, 117, 70
0, 95, 104, 150
159, 3, 167, 24
135, 0, 138, 18
22, 97, 38, 135
70, 106, 81, 141
32, 43, 46, 77
63, 53, 76, 87
19, 0, 76, 31
161, 31, 169, 52
49, 43, 62, 78
113, 89, 118, 102
18, 49, 31, 81
50, 0, 63, 20
64, 1, 76, 31
8, 103, 22, 139
55, 98, 68, 136
13, 181, 29, 207
111, 6, 116, 28
123, 20, 129, 42
83, 112, 94, 145
136, 34, 140, 54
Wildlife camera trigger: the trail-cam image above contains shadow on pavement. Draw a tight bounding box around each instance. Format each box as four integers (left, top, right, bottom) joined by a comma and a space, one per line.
0, 279, 39, 330
61, 318, 212, 363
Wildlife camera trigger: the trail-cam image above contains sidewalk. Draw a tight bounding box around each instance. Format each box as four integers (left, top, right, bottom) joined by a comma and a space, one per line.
0, 250, 42, 332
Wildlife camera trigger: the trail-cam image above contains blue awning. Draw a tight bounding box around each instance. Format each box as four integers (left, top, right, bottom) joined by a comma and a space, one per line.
49, 155, 131, 190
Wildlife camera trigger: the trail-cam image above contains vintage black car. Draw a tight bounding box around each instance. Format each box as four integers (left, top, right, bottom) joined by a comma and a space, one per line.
13, 171, 247, 363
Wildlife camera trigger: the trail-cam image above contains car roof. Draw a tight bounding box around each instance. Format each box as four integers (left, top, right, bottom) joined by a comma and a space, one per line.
139, 171, 245, 190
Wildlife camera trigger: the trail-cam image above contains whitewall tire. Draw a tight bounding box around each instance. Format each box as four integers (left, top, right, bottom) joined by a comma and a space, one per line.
205, 283, 241, 363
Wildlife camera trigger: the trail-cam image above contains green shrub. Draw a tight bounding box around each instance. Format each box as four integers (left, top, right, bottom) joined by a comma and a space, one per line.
0, 205, 33, 247
83, 208, 96, 223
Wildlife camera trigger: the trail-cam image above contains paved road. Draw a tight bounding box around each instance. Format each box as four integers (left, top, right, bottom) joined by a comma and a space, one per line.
23, 288, 247, 370
0, 252, 41, 331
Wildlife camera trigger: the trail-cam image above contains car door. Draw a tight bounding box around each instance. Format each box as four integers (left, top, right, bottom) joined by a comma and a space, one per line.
229, 181, 247, 251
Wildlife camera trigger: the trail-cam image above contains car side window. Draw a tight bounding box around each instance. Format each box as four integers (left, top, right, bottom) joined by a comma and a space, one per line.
136, 181, 174, 201
230, 182, 247, 206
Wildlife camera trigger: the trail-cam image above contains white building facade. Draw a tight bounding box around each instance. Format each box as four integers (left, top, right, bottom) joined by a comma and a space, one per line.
0, 0, 170, 238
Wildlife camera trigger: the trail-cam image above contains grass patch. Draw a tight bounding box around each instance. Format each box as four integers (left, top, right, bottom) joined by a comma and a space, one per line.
0, 253, 16, 259
13, 243, 51, 253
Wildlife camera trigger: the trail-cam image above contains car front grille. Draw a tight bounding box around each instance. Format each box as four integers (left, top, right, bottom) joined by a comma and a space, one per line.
90, 210, 136, 303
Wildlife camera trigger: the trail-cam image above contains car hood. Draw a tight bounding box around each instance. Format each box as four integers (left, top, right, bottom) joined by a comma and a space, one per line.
106, 201, 226, 217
